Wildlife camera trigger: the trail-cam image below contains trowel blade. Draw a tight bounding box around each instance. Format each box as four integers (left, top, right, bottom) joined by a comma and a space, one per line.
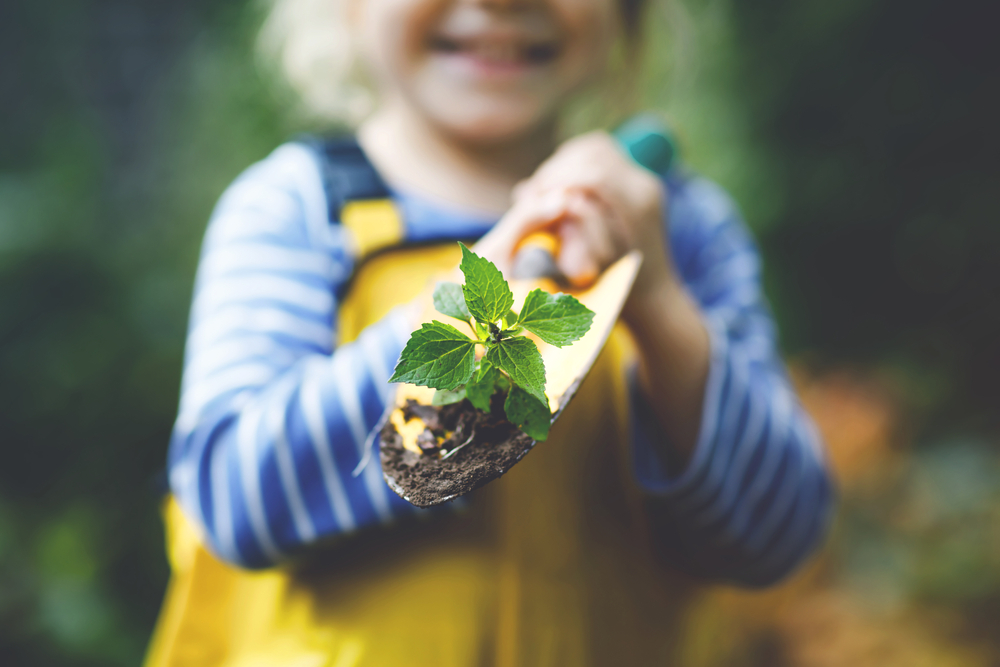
380, 251, 642, 507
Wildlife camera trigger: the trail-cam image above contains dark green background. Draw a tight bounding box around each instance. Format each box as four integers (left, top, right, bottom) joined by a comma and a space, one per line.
1, 0, 997, 664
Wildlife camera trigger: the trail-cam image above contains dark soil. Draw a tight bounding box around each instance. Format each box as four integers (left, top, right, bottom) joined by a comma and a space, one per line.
379, 393, 535, 507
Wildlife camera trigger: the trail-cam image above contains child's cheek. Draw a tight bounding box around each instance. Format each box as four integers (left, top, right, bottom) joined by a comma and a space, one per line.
357, 0, 449, 85
550, 0, 622, 90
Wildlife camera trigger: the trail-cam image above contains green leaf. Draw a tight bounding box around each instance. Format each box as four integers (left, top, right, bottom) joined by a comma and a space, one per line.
459, 243, 514, 325
477, 357, 509, 390
516, 289, 595, 348
465, 365, 499, 412
474, 357, 493, 382
485, 336, 547, 406
432, 282, 471, 321
505, 385, 552, 440
389, 321, 476, 390
432, 387, 467, 405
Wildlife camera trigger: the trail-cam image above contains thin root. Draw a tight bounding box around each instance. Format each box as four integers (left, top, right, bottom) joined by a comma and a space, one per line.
441, 429, 476, 460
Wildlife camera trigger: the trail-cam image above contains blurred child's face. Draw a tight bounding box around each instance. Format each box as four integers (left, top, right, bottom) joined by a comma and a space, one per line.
357, 0, 621, 143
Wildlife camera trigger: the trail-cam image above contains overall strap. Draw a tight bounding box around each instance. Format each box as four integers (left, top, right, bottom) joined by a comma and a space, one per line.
310, 136, 405, 259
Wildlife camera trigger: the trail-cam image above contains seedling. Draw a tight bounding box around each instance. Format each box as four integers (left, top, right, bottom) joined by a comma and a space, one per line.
389, 243, 595, 442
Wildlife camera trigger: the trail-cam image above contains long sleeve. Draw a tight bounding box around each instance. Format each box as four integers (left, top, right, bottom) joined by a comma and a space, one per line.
632, 174, 835, 586
168, 143, 418, 569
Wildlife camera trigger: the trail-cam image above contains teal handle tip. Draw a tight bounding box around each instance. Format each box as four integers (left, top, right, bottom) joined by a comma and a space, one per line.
613, 114, 679, 175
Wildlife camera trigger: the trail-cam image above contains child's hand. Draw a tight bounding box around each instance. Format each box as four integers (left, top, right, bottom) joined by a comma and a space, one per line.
475, 131, 674, 300
476, 131, 710, 462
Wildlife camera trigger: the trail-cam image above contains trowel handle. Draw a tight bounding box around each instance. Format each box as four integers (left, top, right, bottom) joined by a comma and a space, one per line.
509, 115, 679, 280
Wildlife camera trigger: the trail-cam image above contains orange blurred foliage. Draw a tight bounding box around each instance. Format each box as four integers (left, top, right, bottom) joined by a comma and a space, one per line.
667, 363, 994, 667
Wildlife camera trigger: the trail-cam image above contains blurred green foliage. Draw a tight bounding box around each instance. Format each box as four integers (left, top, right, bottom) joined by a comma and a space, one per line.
0, 1, 291, 664
0, 0, 997, 665
652, 0, 1000, 427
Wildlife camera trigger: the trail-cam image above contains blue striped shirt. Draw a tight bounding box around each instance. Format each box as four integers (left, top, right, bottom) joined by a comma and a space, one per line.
168, 141, 834, 582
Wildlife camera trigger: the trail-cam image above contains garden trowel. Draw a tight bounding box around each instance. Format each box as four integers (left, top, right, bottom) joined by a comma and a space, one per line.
379, 115, 679, 507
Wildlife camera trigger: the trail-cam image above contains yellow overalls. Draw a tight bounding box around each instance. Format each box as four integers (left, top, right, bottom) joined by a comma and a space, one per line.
145, 199, 695, 667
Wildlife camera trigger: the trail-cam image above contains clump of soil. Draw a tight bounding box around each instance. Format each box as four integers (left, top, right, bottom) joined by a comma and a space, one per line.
379, 393, 535, 507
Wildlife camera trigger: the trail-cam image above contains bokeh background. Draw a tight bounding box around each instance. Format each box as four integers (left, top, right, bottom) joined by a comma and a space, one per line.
1, 0, 998, 665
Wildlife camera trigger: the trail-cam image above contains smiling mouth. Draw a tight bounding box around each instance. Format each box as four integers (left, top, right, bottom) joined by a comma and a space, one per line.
428, 35, 560, 67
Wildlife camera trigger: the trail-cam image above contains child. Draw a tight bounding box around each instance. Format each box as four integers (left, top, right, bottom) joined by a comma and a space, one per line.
147, 0, 834, 664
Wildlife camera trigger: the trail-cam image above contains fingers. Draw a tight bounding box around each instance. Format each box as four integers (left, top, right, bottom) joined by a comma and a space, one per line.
481, 129, 647, 283
566, 191, 627, 258
557, 193, 622, 287
501, 180, 629, 287
557, 222, 599, 287
478, 186, 621, 287
473, 189, 569, 272
526, 132, 627, 197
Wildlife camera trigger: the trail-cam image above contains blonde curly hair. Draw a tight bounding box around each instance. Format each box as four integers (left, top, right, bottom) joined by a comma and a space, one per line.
258, 0, 372, 125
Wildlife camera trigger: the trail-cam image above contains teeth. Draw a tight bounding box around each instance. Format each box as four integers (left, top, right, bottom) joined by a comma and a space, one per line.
432, 35, 556, 65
